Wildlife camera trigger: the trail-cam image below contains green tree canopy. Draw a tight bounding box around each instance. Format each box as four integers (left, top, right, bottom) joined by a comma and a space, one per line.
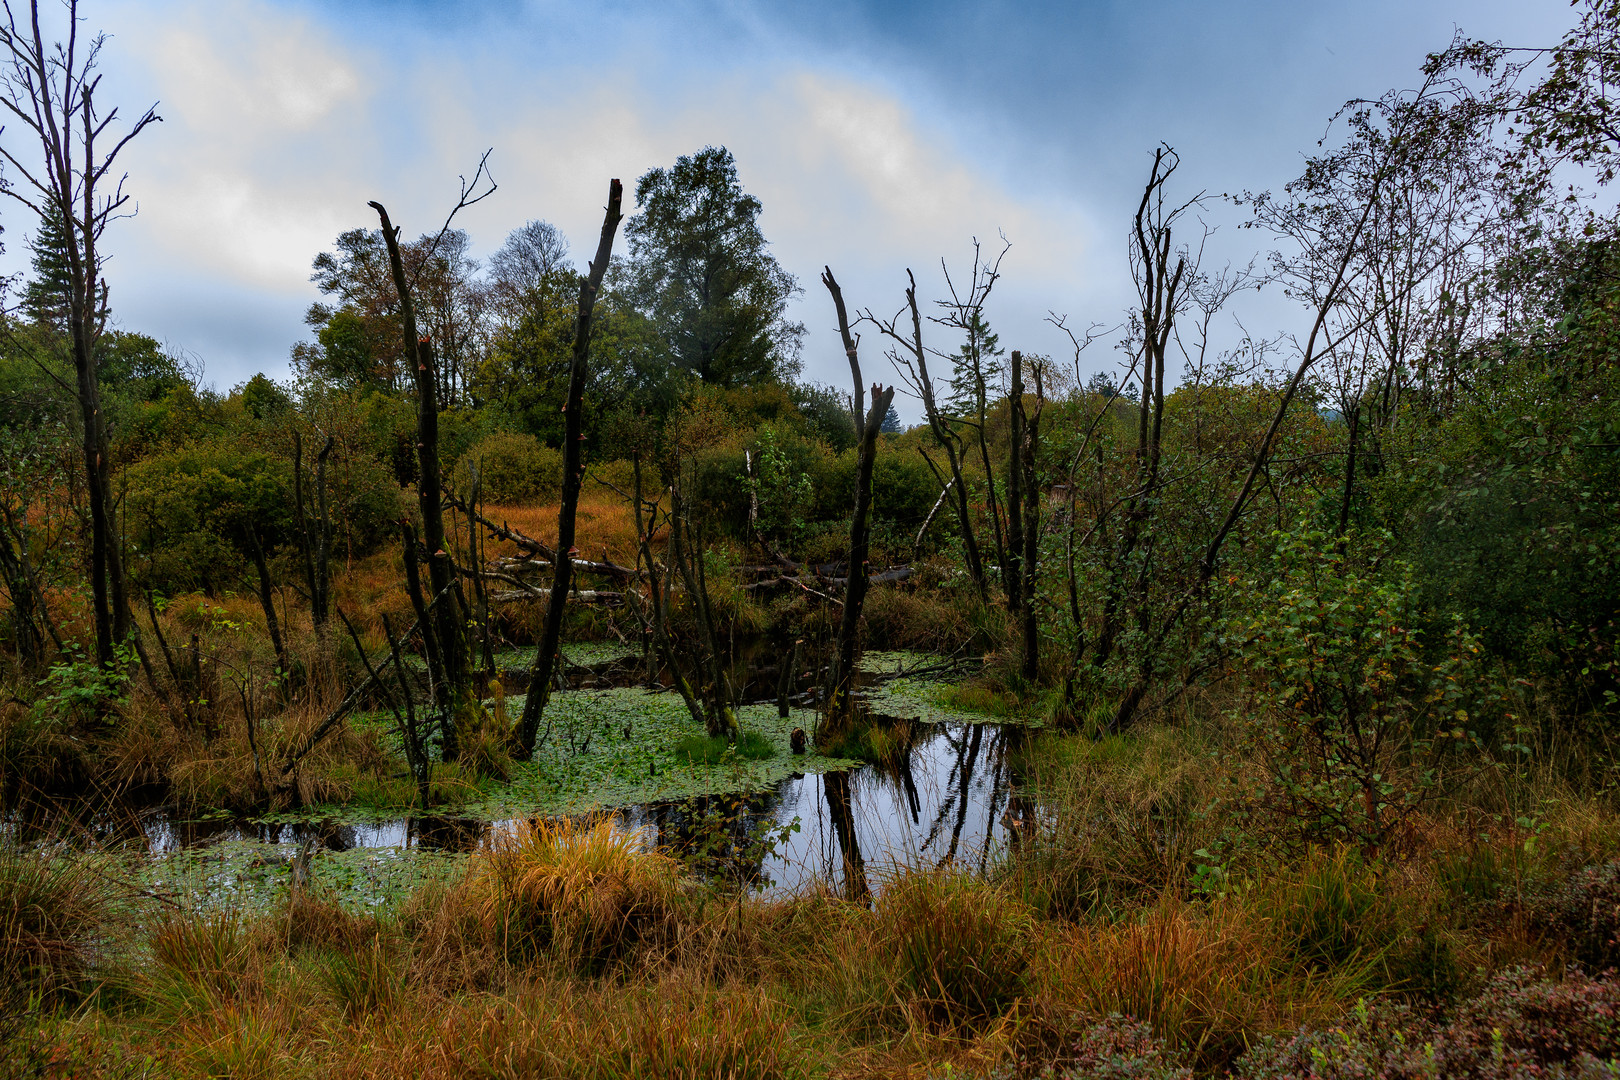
625, 146, 803, 388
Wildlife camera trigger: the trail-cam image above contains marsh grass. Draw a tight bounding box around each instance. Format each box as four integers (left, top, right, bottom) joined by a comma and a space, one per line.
14, 662, 1620, 1078
876, 867, 1033, 1031
0, 841, 115, 1005
674, 729, 777, 765
453, 818, 684, 972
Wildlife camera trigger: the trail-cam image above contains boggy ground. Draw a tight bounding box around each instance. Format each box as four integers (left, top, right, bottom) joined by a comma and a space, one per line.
7, 709, 1620, 1080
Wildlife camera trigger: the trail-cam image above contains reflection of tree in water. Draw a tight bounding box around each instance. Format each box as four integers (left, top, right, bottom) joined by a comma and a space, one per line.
643, 791, 784, 889
822, 770, 868, 901
888, 721, 1025, 874
911, 723, 989, 867
411, 815, 485, 852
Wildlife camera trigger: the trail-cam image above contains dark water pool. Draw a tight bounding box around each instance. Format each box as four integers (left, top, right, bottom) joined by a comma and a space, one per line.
7, 719, 1033, 903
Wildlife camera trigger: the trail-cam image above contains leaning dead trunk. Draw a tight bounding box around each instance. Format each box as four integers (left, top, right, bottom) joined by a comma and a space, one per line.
1020, 362, 1044, 684
517, 178, 625, 757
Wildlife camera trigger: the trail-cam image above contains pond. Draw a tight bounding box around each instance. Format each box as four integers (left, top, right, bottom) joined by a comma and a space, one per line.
5, 652, 1037, 911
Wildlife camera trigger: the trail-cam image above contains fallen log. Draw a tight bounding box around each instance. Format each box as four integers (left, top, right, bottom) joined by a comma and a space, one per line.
488, 587, 623, 605
491, 554, 646, 581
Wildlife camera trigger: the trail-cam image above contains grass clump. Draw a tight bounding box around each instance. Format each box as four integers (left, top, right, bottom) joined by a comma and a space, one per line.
0, 842, 114, 1005
674, 729, 776, 765
877, 867, 1032, 1031
458, 818, 684, 971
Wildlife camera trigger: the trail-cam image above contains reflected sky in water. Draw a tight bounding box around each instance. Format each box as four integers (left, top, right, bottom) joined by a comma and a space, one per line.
8, 720, 1030, 901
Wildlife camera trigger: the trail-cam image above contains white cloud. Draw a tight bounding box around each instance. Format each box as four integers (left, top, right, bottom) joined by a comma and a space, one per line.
102, 0, 376, 293
41, 0, 1116, 388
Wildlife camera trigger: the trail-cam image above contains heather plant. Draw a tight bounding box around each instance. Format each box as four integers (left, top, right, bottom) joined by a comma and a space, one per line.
1235, 968, 1620, 1079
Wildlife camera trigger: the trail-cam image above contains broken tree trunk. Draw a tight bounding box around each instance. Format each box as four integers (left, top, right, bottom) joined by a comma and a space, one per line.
517, 179, 625, 757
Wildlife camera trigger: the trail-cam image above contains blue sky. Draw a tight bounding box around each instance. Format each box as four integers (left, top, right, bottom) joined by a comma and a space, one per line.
10, 0, 1571, 404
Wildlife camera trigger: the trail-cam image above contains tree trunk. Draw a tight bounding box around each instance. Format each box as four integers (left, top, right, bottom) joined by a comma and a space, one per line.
1006, 351, 1025, 615
248, 529, 289, 677
518, 179, 625, 757
1336, 400, 1361, 539
821, 386, 897, 737
373, 201, 470, 760
1020, 364, 1044, 685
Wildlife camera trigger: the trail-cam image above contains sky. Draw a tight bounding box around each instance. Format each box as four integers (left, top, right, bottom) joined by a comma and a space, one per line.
0, 0, 1575, 410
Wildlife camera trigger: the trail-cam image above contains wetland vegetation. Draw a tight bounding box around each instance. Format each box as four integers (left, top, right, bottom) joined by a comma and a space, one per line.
4, 2, 1620, 1076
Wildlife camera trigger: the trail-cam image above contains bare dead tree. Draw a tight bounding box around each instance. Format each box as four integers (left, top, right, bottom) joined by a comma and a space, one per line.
1016, 353, 1045, 684
369, 160, 494, 759
867, 272, 987, 598
933, 237, 1016, 609
0, 0, 159, 670
818, 267, 896, 738
1098, 99, 1463, 732
517, 178, 625, 757
1073, 147, 1197, 713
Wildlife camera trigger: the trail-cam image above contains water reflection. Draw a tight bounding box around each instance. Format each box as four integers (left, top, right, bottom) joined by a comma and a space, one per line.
631, 720, 1025, 897
4, 720, 1027, 899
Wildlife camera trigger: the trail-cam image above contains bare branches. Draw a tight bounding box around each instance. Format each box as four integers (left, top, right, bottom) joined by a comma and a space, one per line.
413, 147, 497, 285
821, 266, 864, 432
0, 1, 160, 242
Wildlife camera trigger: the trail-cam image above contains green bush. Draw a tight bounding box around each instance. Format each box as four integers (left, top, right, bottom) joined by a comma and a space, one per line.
870, 444, 939, 529
125, 439, 400, 594
1230, 529, 1495, 853
453, 431, 563, 505
587, 458, 641, 497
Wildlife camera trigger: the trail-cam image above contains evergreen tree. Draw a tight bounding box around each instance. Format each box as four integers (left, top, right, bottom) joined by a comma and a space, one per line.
944, 310, 1005, 418
21, 212, 76, 330
881, 403, 902, 433
625, 146, 804, 387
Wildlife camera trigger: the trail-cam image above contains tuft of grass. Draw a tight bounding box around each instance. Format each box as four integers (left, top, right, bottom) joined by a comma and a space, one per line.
0, 843, 114, 1005
317, 937, 403, 1018
146, 909, 258, 1012
1036, 899, 1317, 1074
423, 978, 816, 1080
457, 818, 685, 971
674, 729, 777, 765
1003, 725, 1225, 918
876, 867, 1032, 1031
815, 716, 916, 765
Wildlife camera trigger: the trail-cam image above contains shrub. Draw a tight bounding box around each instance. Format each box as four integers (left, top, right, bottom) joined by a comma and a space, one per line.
587, 458, 640, 496
1230, 529, 1493, 854
746, 426, 815, 547
1529, 858, 1620, 972
0, 843, 114, 1004
453, 431, 563, 505
1059, 1015, 1194, 1080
